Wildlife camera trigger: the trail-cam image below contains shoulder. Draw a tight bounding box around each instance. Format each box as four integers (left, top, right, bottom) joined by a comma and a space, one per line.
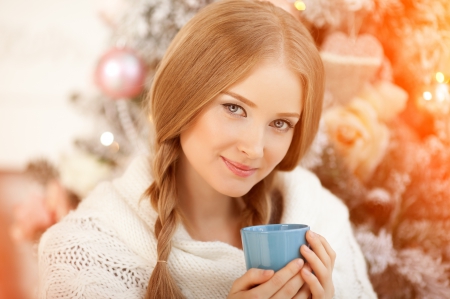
280, 168, 377, 298
279, 166, 351, 251
279, 166, 349, 224
39, 162, 158, 263
38, 211, 151, 298
38, 156, 158, 298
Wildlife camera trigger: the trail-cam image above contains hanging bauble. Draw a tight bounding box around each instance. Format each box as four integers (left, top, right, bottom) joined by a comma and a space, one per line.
320, 32, 384, 106
94, 47, 146, 99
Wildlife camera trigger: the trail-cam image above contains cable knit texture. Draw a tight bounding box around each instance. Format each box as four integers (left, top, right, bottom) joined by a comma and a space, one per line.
38, 156, 377, 298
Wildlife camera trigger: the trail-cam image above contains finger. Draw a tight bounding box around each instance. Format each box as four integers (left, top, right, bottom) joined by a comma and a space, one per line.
318, 234, 337, 269
252, 258, 304, 298
301, 244, 329, 285
271, 267, 306, 299
303, 262, 312, 273
230, 268, 274, 293
306, 231, 332, 270
301, 266, 325, 298
293, 282, 311, 299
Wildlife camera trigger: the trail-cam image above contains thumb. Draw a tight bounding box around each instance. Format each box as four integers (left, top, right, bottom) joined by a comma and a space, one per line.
230, 268, 274, 293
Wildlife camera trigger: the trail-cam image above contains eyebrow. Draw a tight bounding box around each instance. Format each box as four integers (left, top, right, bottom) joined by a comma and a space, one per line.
222, 91, 257, 108
221, 91, 301, 119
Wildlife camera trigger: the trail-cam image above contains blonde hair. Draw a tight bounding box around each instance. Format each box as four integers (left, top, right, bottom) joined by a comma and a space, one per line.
143, 0, 324, 298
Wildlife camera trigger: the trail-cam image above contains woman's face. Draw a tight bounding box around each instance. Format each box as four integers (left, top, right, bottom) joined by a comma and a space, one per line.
179, 59, 303, 197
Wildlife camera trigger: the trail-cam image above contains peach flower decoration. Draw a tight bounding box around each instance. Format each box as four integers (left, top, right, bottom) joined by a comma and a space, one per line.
324, 99, 390, 181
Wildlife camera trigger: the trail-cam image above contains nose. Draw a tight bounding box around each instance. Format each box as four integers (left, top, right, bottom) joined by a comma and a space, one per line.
237, 125, 265, 159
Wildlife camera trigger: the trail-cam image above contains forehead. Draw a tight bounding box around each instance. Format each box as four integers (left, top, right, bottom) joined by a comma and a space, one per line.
226, 59, 303, 114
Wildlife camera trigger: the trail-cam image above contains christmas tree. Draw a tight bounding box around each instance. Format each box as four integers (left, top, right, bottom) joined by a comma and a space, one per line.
16, 0, 450, 297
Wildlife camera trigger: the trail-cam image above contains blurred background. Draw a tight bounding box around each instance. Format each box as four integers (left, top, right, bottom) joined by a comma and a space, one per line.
1, 0, 107, 298
0, 0, 449, 298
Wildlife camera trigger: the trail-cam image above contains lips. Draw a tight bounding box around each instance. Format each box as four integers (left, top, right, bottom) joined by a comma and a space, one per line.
221, 156, 258, 178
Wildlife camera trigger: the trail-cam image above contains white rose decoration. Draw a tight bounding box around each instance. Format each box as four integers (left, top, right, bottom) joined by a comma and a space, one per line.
359, 81, 408, 122
59, 152, 112, 198
324, 99, 390, 181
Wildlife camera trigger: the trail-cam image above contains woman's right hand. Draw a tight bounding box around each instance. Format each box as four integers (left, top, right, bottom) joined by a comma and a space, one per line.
227, 258, 311, 299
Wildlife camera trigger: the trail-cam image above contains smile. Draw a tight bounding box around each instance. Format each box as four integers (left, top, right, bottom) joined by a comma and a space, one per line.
221, 156, 257, 178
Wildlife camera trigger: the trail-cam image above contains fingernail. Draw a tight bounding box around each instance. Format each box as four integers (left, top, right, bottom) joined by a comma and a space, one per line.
263, 269, 274, 276
297, 259, 304, 267
303, 268, 311, 276
309, 231, 316, 238
303, 245, 311, 252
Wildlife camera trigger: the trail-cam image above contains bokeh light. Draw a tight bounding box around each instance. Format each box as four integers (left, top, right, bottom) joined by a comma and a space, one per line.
423, 91, 433, 101
294, 0, 306, 11
436, 72, 445, 83
100, 132, 114, 146
435, 83, 450, 103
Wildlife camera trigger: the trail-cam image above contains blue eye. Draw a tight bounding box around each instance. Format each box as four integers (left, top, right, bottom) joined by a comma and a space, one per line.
271, 119, 294, 132
228, 104, 239, 113
223, 104, 246, 117
274, 120, 285, 128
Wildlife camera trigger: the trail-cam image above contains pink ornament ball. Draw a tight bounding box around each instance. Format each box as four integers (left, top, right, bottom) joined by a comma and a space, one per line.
95, 48, 146, 99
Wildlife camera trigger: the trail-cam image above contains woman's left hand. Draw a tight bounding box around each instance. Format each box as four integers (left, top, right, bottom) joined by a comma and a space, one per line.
297, 230, 336, 299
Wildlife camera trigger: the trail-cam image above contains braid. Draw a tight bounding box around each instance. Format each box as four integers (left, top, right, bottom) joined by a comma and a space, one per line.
144, 139, 185, 299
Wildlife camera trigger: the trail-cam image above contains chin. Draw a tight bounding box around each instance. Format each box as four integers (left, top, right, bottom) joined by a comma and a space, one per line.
215, 181, 255, 198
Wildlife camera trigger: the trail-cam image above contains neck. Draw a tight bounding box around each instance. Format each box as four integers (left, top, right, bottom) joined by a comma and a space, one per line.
176, 153, 244, 245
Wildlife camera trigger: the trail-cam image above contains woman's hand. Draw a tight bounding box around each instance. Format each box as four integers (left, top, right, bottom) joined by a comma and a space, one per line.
227, 258, 307, 299
298, 230, 336, 299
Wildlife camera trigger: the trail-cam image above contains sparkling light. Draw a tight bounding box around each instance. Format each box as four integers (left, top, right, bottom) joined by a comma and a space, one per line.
423, 91, 433, 101
100, 131, 114, 146
436, 72, 445, 83
294, 0, 306, 11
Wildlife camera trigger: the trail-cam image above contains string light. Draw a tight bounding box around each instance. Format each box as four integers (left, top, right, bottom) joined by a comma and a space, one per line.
419, 84, 450, 116
100, 132, 114, 146
294, 0, 306, 11
436, 72, 445, 83
423, 91, 432, 101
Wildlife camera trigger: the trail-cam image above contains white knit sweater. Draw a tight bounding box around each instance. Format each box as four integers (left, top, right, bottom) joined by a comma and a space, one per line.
38, 156, 377, 299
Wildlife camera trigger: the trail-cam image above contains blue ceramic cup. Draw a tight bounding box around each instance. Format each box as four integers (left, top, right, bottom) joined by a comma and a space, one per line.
241, 224, 310, 272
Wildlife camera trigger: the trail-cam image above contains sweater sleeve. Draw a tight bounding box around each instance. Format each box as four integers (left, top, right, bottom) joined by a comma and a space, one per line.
280, 167, 377, 298
37, 214, 151, 299
319, 188, 377, 299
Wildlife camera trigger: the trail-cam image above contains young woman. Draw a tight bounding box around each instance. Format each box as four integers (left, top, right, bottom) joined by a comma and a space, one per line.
38, 1, 377, 298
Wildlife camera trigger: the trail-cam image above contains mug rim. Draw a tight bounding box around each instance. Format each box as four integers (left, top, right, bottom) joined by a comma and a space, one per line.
241, 223, 309, 233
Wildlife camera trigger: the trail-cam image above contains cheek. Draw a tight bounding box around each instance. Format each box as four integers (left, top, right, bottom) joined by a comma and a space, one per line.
264, 132, 294, 167
199, 112, 244, 149
181, 111, 239, 159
